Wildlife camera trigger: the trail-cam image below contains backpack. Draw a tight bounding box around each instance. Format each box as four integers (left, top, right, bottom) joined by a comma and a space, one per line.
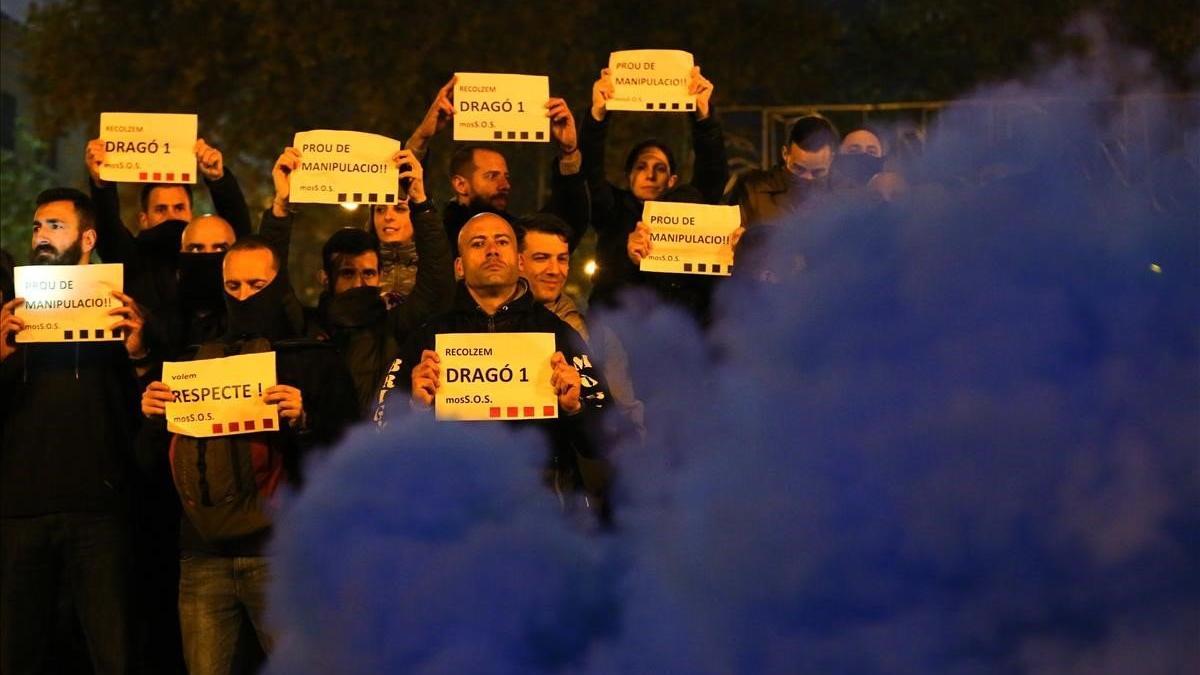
169, 338, 281, 542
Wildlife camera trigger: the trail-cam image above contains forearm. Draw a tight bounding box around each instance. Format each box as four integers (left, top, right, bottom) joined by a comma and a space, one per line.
89, 181, 137, 264
206, 168, 253, 237
691, 109, 730, 204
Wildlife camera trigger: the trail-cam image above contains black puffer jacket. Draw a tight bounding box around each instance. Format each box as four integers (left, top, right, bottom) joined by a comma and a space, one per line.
379, 281, 613, 497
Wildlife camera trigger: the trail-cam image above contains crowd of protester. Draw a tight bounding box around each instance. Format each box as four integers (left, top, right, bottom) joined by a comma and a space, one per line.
0, 61, 1192, 675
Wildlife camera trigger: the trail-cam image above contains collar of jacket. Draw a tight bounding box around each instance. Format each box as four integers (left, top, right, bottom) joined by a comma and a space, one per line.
451, 278, 533, 316
757, 165, 794, 195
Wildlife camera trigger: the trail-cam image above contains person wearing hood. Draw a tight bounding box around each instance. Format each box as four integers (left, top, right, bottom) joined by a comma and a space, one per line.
1, 188, 149, 675
404, 76, 590, 248
263, 148, 456, 414
138, 235, 358, 675
580, 64, 729, 310
376, 213, 614, 517
728, 114, 840, 227
84, 138, 252, 312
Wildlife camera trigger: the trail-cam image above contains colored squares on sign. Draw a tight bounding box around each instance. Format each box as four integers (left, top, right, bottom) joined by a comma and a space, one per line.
494, 131, 503, 139
139, 172, 148, 180
646, 103, 655, 110
229, 421, 240, 433
535, 132, 545, 140
337, 193, 348, 202
244, 420, 256, 432
684, 263, 693, 272
182, 173, 190, 181
63, 330, 74, 339
523, 406, 535, 417
385, 194, 395, 203
212, 423, 223, 434
686, 103, 695, 110
490, 407, 502, 418
520, 132, 529, 140
368, 193, 378, 203
153, 172, 162, 180
507, 132, 517, 140
94, 329, 105, 339
262, 418, 274, 430
543, 406, 555, 416
80, 329, 89, 339
507, 406, 519, 417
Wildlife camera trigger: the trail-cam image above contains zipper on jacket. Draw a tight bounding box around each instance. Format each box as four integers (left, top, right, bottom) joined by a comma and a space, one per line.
74, 343, 80, 380
197, 439, 213, 506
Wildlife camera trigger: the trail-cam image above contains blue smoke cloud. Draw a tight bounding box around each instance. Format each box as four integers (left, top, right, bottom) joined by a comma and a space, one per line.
267, 23, 1199, 675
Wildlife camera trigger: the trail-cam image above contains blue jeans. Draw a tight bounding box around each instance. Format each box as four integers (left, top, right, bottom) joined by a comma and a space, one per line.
178, 553, 273, 675
0, 512, 131, 675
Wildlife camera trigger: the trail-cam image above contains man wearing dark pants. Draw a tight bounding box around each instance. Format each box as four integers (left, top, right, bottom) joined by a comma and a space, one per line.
1, 188, 149, 674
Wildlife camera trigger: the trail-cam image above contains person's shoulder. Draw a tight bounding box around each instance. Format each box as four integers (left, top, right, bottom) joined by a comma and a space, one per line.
737, 166, 787, 191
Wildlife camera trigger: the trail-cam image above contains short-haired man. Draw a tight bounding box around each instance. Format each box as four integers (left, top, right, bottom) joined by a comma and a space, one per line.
405, 77, 589, 248
378, 213, 613, 508
728, 115, 840, 227
516, 213, 646, 441
139, 235, 358, 675
1, 187, 149, 675
581, 65, 729, 309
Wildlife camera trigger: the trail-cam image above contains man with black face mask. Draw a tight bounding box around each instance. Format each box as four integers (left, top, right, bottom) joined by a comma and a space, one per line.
264, 148, 455, 413
138, 236, 358, 675
83, 138, 253, 339
728, 115, 840, 228
2, 187, 149, 675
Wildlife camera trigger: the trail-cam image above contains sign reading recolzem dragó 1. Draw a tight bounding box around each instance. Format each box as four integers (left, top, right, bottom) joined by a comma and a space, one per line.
435, 332, 556, 421
290, 130, 402, 205
162, 352, 279, 438
13, 264, 125, 343
98, 112, 198, 183
453, 73, 550, 143
639, 202, 741, 276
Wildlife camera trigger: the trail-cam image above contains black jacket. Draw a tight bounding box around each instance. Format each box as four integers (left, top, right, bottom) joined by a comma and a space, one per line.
301, 200, 457, 413
1, 341, 141, 517
137, 337, 359, 556
580, 108, 729, 315
380, 281, 613, 497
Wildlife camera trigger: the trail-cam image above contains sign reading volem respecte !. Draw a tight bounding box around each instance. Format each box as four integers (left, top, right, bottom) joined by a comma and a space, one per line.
453, 72, 550, 143
639, 201, 741, 276
290, 130, 403, 206
13, 263, 125, 343
435, 332, 557, 421
162, 352, 279, 438
607, 49, 696, 112
98, 112, 198, 184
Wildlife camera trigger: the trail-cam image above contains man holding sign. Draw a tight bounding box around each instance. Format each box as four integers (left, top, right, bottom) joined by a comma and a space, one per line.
1, 188, 150, 675
580, 58, 729, 313
84, 133, 254, 326
378, 213, 613, 513
404, 75, 590, 248
137, 235, 357, 674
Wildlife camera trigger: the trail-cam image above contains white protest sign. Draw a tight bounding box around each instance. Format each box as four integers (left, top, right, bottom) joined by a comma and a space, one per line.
640, 201, 741, 276
453, 73, 550, 143
290, 130, 402, 205
163, 352, 279, 438
607, 50, 695, 112
435, 332, 557, 421
13, 264, 124, 343
98, 112, 197, 183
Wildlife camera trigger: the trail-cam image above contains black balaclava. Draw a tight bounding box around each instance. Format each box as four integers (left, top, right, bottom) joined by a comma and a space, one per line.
136, 219, 188, 259
223, 274, 296, 342
318, 285, 387, 330
836, 153, 886, 186
177, 252, 226, 311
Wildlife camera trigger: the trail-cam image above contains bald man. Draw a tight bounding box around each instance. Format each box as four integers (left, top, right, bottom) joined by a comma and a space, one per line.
376, 213, 615, 519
